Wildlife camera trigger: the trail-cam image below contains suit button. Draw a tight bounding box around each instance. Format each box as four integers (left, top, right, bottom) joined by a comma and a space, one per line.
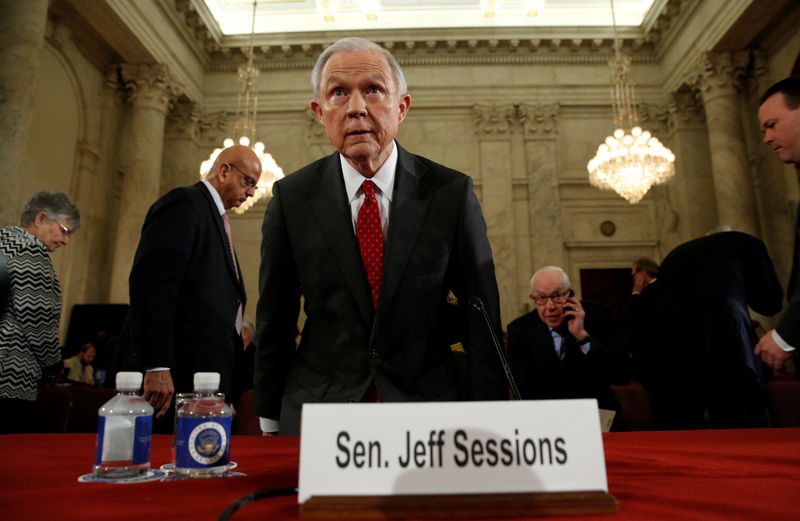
369, 348, 379, 359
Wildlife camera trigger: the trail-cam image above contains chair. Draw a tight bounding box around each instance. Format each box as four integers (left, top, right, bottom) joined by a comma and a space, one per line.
611, 380, 654, 431
765, 375, 800, 427
30, 387, 72, 433
233, 389, 261, 435
65, 387, 117, 433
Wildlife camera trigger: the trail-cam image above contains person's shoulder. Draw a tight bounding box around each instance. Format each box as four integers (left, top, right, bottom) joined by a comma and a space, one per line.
508, 310, 542, 331
400, 146, 468, 180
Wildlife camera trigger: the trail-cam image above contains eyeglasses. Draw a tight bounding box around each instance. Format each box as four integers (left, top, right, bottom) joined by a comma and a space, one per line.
53, 220, 74, 237
531, 291, 571, 307
228, 163, 258, 189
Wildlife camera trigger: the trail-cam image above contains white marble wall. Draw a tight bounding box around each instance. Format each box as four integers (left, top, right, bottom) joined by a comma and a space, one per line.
7, 0, 800, 342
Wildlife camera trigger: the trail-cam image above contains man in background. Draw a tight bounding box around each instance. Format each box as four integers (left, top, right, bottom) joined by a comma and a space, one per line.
755, 77, 800, 371
115, 145, 261, 430
627, 257, 659, 384
63, 343, 96, 385
254, 37, 507, 435
646, 229, 783, 429
507, 266, 630, 429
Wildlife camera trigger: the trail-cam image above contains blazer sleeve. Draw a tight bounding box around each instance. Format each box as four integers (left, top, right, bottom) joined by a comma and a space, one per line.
254, 182, 301, 420
128, 192, 198, 369
455, 176, 508, 400
776, 297, 800, 348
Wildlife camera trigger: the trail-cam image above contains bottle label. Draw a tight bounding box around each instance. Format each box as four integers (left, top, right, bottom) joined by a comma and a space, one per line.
175, 417, 231, 468
95, 415, 153, 465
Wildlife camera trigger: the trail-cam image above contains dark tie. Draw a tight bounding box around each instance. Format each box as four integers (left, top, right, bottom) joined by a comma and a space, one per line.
356, 180, 384, 308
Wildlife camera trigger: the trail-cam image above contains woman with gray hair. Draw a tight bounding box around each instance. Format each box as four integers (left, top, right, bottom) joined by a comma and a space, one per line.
0, 191, 80, 432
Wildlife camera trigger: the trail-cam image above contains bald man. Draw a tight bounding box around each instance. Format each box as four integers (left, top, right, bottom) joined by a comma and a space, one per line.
114, 145, 261, 425
755, 78, 800, 371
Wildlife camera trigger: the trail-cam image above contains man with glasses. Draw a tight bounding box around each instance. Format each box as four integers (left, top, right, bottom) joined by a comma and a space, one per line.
0, 191, 81, 432
114, 144, 261, 431
506, 266, 629, 429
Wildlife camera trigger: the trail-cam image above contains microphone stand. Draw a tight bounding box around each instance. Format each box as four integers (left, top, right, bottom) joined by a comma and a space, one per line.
468, 297, 522, 400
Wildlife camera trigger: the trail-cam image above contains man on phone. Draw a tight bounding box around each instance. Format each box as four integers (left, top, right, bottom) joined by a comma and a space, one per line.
506, 266, 630, 428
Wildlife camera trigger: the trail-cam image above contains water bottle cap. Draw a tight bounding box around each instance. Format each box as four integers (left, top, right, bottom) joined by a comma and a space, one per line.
116, 371, 143, 390
193, 372, 220, 391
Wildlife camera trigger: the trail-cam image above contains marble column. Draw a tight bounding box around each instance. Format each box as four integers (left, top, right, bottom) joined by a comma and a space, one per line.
664, 91, 716, 245
0, 0, 49, 226
695, 51, 760, 237
108, 64, 179, 303
473, 104, 517, 326
163, 98, 226, 195
519, 103, 562, 276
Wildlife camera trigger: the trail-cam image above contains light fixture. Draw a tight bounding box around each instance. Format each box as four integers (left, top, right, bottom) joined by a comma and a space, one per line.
199, 0, 284, 214
587, 0, 675, 204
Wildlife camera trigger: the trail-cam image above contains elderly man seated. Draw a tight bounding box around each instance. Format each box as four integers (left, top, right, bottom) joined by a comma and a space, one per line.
507, 266, 630, 429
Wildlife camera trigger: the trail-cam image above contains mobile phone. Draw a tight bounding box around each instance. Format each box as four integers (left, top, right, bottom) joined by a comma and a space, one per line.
565, 290, 576, 321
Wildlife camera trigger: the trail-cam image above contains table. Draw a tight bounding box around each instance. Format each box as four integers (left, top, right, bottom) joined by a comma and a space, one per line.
1, 429, 798, 520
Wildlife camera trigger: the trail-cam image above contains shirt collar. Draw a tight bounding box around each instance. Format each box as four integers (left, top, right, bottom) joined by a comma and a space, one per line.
342, 140, 397, 203
202, 178, 226, 215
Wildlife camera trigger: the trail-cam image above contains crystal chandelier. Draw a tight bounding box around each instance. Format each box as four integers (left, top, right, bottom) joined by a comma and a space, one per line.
587, 0, 675, 204
200, 0, 284, 214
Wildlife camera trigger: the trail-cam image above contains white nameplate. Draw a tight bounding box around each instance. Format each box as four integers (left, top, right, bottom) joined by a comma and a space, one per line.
298, 399, 608, 504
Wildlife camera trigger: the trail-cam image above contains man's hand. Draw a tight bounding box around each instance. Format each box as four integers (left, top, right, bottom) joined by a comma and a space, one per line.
755, 331, 793, 370
632, 271, 648, 293
143, 370, 174, 418
564, 296, 589, 341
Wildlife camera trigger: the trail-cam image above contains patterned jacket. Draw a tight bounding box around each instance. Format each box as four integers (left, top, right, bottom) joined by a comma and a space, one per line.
0, 227, 62, 400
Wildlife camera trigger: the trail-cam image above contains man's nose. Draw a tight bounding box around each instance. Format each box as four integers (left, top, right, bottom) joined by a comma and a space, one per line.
347, 92, 367, 116
763, 131, 773, 144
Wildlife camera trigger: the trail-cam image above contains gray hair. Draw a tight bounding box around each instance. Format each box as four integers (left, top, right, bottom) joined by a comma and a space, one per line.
19, 191, 81, 230
311, 37, 408, 99
530, 266, 571, 291
706, 225, 733, 235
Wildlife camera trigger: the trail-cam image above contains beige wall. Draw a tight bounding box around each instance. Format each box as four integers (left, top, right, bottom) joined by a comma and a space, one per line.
7, 0, 800, 342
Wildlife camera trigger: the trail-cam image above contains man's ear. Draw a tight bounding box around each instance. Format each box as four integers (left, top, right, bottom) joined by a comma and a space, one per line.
311, 99, 324, 122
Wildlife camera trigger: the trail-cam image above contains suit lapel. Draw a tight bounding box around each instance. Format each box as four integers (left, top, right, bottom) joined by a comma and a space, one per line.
309, 153, 373, 324
196, 182, 242, 292
376, 146, 434, 319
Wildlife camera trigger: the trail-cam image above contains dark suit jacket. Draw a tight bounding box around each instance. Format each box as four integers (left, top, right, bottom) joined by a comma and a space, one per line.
254, 144, 507, 435
648, 231, 783, 388
116, 182, 245, 397
506, 301, 629, 413
776, 206, 800, 346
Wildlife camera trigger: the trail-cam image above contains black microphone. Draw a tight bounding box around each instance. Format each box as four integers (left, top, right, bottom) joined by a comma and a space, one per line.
468, 296, 522, 400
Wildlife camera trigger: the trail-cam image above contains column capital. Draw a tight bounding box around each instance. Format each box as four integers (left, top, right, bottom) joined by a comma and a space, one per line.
120, 63, 182, 113
517, 103, 559, 139
667, 90, 706, 130
472, 104, 515, 138
305, 108, 329, 144
166, 98, 226, 140
693, 51, 749, 97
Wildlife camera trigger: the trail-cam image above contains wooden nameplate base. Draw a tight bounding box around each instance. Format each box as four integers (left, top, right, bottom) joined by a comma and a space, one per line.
300, 491, 618, 519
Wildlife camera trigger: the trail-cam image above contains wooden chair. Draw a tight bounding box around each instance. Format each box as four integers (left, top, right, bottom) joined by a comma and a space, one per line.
65, 387, 117, 433
611, 380, 654, 431
765, 374, 800, 427
30, 387, 72, 433
233, 389, 261, 435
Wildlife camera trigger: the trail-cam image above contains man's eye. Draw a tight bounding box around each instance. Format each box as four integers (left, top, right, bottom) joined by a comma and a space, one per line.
368, 87, 382, 94
333, 88, 345, 96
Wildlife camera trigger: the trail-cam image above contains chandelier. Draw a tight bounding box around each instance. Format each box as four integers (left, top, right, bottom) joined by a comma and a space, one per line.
587, 0, 675, 204
200, 0, 284, 214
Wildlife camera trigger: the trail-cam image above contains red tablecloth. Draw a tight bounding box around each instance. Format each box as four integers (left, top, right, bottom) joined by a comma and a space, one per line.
1, 429, 798, 520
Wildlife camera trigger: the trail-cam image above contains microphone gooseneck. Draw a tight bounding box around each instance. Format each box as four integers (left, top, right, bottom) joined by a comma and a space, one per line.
469, 297, 522, 400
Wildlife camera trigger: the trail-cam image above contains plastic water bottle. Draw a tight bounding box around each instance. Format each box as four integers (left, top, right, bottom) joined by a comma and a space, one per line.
93, 371, 154, 478
174, 372, 232, 478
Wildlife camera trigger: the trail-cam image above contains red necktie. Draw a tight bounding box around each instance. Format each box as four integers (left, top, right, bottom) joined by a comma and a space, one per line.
356, 180, 384, 308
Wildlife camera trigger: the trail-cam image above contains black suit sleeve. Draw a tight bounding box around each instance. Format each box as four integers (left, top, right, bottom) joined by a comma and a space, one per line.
128, 192, 198, 369
253, 182, 300, 420
454, 176, 508, 400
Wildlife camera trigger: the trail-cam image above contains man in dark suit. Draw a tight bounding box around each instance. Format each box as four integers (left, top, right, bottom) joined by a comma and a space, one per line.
118, 144, 261, 421
755, 77, 800, 370
627, 257, 659, 385
254, 37, 507, 435
646, 229, 784, 429
506, 266, 630, 429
